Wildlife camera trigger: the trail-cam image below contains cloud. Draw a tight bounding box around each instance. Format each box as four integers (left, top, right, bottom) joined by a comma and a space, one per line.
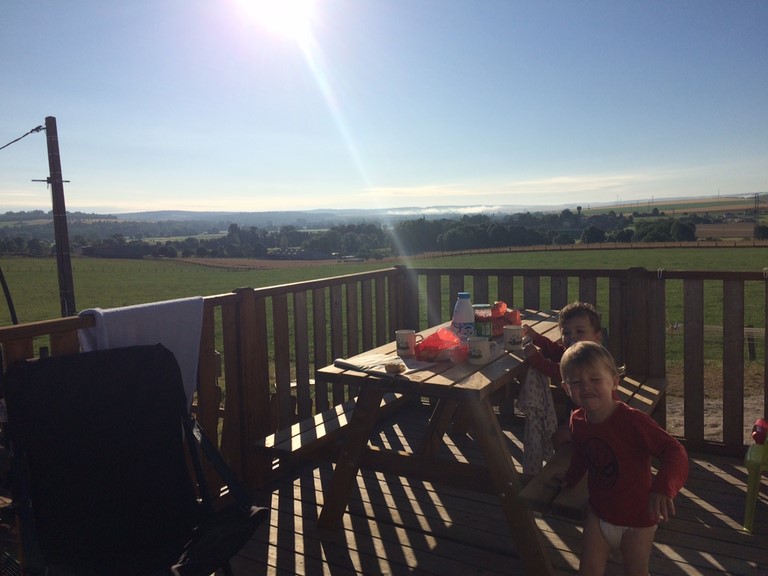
361, 184, 473, 199
359, 173, 657, 206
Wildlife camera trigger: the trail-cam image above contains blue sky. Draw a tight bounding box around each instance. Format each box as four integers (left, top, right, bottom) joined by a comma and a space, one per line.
1, 1, 766, 214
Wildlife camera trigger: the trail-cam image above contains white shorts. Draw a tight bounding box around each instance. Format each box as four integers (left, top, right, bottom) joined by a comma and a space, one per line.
598, 518, 657, 549
599, 518, 631, 549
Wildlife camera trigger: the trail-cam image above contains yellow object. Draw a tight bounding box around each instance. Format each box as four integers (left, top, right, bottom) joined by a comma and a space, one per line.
744, 442, 768, 532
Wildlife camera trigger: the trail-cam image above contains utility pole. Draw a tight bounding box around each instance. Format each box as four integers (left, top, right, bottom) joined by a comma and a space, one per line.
43, 116, 76, 316
754, 193, 760, 239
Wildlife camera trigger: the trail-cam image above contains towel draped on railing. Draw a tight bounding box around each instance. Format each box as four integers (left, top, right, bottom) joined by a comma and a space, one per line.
77, 296, 204, 404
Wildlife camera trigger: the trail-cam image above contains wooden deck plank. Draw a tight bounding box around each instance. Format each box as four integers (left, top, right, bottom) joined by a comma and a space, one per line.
237, 402, 768, 576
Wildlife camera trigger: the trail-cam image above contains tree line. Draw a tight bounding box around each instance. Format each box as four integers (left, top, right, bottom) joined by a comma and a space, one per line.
0, 208, 764, 260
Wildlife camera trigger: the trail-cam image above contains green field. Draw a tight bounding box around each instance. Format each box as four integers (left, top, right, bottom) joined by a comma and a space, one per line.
1, 247, 766, 326
581, 194, 761, 216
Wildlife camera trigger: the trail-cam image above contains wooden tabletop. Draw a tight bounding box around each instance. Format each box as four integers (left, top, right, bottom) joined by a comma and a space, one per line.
316, 308, 561, 401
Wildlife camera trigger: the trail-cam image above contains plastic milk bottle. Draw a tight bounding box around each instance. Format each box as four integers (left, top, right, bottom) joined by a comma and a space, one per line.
451, 292, 475, 341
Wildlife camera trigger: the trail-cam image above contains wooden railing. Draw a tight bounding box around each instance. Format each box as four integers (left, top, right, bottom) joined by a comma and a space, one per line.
0, 266, 766, 491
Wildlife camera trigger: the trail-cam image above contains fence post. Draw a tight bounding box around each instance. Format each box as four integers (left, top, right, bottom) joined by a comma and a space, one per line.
625, 267, 650, 380
648, 270, 667, 426
607, 275, 626, 366
397, 265, 420, 330
229, 287, 273, 488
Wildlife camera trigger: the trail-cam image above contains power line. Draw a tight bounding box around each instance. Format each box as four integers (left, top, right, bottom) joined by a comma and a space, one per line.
0, 124, 45, 151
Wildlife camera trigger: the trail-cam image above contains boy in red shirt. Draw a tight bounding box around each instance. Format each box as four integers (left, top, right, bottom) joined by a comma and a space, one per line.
522, 302, 604, 448
559, 341, 688, 575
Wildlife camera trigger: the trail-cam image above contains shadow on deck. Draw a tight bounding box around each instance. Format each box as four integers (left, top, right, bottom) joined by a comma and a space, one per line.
235, 402, 766, 575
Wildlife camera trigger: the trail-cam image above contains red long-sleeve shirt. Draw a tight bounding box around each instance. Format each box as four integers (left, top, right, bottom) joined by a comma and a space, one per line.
526, 332, 565, 383
565, 402, 689, 527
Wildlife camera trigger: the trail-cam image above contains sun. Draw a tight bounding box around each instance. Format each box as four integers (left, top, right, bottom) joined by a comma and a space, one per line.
236, 0, 316, 43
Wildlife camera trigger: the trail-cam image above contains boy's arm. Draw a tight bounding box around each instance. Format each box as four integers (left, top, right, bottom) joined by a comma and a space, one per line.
525, 349, 563, 382
563, 413, 587, 487
635, 412, 689, 497
524, 332, 565, 382
529, 332, 563, 357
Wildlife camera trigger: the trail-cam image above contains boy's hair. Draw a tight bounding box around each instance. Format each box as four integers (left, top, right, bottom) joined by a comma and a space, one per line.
558, 301, 601, 332
560, 341, 619, 382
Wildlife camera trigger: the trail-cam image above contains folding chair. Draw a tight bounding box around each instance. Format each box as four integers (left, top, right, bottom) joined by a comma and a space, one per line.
2, 344, 267, 576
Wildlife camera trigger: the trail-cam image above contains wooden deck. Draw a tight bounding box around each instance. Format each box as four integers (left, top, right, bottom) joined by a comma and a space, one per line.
231, 401, 768, 575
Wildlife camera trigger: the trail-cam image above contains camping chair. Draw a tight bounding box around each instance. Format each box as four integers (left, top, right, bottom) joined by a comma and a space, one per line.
2, 343, 267, 576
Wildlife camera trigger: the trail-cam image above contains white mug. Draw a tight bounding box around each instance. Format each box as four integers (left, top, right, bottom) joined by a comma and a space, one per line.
467, 336, 499, 365
395, 329, 423, 357
503, 324, 524, 351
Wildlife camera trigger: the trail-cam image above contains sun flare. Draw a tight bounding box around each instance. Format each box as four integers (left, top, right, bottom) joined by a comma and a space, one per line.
236, 0, 315, 43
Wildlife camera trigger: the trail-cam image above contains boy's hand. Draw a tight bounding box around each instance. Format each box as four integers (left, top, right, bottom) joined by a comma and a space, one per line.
546, 472, 569, 491
648, 492, 676, 522
523, 343, 538, 358
522, 324, 538, 338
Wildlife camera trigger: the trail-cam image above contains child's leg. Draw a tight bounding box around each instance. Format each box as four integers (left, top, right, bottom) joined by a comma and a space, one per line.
579, 509, 611, 575
619, 524, 657, 576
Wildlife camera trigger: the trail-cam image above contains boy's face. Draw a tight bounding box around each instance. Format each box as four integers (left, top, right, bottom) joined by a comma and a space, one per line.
561, 315, 601, 348
562, 362, 619, 423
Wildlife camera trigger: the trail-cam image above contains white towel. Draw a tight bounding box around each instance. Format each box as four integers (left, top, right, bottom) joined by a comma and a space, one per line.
517, 367, 559, 474
78, 296, 204, 405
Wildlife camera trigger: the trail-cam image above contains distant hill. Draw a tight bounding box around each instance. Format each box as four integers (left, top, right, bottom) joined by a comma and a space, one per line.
2, 192, 764, 232
113, 205, 557, 227
106, 192, 768, 224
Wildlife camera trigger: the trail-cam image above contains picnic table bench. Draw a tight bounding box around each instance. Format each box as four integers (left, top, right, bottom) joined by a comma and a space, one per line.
253, 391, 410, 478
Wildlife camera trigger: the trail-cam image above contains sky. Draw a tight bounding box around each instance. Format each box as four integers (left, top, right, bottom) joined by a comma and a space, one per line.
1, 1, 766, 215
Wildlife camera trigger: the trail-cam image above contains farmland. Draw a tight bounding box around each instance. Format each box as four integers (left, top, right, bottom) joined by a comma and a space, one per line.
1, 246, 766, 325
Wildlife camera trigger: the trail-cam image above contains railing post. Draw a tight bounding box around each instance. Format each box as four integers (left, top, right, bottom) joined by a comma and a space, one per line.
229, 287, 273, 488
625, 267, 651, 380
550, 275, 568, 309
684, 278, 705, 448
648, 270, 667, 425
523, 276, 541, 310
722, 280, 745, 448
397, 265, 420, 330
425, 272, 444, 327
607, 276, 626, 365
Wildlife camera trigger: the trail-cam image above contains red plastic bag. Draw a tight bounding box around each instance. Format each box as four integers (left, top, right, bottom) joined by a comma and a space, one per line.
415, 328, 468, 363
491, 301, 521, 336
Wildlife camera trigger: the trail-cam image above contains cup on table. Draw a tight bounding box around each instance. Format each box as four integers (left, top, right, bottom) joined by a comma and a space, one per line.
395, 329, 423, 358
503, 324, 524, 352
467, 336, 499, 365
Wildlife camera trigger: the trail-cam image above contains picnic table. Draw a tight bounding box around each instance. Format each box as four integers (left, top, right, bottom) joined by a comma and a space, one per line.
314, 310, 561, 575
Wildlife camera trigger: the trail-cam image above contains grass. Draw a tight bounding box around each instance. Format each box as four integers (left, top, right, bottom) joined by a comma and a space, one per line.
1, 247, 766, 325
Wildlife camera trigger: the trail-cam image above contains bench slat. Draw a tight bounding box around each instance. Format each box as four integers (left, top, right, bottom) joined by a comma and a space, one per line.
254, 392, 408, 466
625, 377, 667, 414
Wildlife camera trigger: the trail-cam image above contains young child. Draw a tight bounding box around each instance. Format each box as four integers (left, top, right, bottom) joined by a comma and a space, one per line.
522, 301, 603, 385
559, 341, 688, 576
522, 301, 604, 448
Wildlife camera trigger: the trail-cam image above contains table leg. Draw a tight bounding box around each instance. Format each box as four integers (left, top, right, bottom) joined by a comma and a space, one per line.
415, 398, 459, 457
318, 385, 384, 530
464, 397, 555, 576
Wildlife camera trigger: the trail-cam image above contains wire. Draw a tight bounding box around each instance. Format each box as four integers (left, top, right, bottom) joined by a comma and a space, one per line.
0, 125, 45, 152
